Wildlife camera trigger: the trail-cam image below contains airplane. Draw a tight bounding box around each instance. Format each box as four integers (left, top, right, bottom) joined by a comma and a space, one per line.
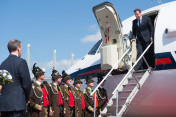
67, 1, 176, 78
67, 1, 176, 116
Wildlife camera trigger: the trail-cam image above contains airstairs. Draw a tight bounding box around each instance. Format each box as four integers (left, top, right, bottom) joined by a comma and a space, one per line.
101, 68, 152, 117
91, 42, 153, 117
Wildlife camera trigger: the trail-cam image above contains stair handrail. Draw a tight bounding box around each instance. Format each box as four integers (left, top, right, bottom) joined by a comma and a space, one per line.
112, 42, 153, 95
91, 46, 132, 96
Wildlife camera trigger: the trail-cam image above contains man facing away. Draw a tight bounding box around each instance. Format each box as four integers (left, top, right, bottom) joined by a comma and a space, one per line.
0, 40, 32, 117
131, 9, 154, 70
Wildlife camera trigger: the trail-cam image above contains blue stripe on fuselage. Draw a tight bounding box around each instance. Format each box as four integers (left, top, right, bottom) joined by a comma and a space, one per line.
69, 64, 101, 78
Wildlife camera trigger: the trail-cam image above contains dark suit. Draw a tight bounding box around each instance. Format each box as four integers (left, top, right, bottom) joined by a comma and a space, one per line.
132, 16, 154, 69
0, 54, 32, 116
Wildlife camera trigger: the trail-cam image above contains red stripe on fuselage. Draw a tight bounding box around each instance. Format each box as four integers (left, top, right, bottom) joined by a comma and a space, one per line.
155, 58, 172, 65
78, 69, 102, 76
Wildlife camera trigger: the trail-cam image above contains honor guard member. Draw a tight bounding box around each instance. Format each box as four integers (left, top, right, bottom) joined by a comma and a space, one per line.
73, 77, 85, 117
43, 81, 50, 93
96, 74, 108, 115
83, 75, 98, 117
49, 69, 63, 117
29, 63, 50, 117
60, 71, 76, 117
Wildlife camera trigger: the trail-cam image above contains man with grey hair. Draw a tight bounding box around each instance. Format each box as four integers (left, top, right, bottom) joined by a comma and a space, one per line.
0, 40, 32, 117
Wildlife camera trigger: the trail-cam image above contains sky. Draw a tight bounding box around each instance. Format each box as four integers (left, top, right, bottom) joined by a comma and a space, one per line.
0, 0, 174, 77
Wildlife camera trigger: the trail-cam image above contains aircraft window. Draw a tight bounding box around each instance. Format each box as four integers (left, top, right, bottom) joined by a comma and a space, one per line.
97, 42, 103, 53
88, 39, 102, 55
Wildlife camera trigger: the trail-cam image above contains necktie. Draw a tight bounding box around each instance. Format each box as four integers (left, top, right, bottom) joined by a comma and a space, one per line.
68, 87, 71, 90
138, 19, 141, 27
40, 84, 44, 88
57, 85, 60, 91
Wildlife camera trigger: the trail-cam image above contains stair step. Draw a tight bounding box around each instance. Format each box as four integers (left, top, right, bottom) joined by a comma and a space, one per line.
112, 98, 125, 102
112, 97, 127, 102
133, 69, 147, 73
128, 76, 142, 80
107, 105, 123, 114
118, 104, 123, 107
107, 105, 123, 108
119, 97, 128, 100
101, 113, 116, 116
119, 90, 132, 93
123, 83, 137, 87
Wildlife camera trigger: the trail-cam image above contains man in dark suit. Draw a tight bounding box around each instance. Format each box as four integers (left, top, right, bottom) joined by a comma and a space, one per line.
131, 9, 154, 70
0, 40, 32, 117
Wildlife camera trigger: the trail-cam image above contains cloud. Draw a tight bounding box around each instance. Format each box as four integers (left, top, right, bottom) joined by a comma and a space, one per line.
88, 24, 98, 32
81, 30, 101, 43
32, 59, 81, 76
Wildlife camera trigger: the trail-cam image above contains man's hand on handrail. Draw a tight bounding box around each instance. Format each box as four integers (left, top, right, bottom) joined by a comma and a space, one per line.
131, 39, 136, 42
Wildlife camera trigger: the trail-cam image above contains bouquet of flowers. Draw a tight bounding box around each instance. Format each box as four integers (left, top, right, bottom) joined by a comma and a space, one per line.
0, 70, 13, 92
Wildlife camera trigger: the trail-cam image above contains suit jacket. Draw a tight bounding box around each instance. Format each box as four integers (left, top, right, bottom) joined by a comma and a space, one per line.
73, 87, 85, 117
29, 82, 49, 117
49, 83, 63, 117
132, 16, 154, 42
97, 87, 108, 112
0, 54, 32, 111
60, 84, 76, 117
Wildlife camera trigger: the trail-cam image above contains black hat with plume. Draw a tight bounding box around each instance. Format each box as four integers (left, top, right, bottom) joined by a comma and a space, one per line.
73, 77, 82, 85
62, 70, 72, 82
85, 75, 94, 84
32, 63, 45, 78
97, 73, 105, 83
51, 69, 61, 78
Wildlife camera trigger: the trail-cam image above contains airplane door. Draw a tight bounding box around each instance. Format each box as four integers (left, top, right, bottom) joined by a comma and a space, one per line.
93, 2, 125, 71
93, 2, 123, 47
155, 4, 176, 69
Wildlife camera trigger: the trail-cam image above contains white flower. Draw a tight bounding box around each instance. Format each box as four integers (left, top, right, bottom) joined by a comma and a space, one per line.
3, 70, 7, 73
7, 75, 12, 79
3, 73, 7, 77
0, 70, 2, 73
0, 70, 4, 74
